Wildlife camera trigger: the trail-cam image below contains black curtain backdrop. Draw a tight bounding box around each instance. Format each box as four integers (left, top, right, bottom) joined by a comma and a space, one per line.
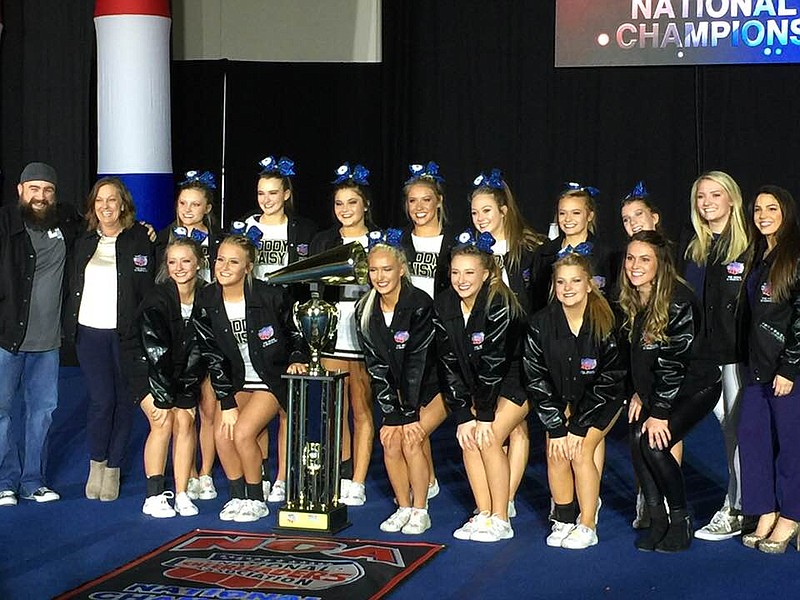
0, 0, 94, 209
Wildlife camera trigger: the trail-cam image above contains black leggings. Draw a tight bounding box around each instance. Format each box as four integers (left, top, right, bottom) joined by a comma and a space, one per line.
630, 383, 721, 511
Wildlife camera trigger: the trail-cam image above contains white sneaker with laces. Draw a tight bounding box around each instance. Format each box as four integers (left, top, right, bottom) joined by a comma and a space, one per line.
0, 490, 18, 507
340, 478, 352, 499
454, 511, 490, 540
508, 499, 517, 519
561, 524, 598, 549
471, 514, 514, 542
402, 508, 431, 535
142, 492, 176, 518
695, 506, 743, 541
186, 477, 201, 500
174, 491, 199, 516
234, 499, 269, 522
380, 507, 413, 532
427, 479, 440, 500
219, 498, 244, 521
197, 475, 217, 500
22, 486, 60, 503
267, 479, 286, 503
340, 481, 366, 506
546, 521, 575, 547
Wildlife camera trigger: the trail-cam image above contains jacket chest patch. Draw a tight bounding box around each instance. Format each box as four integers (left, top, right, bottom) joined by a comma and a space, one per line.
133, 254, 149, 273
394, 330, 409, 349
726, 261, 744, 282
640, 332, 659, 351
296, 243, 309, 257
471, 331, 485, 349
592, 275, 606, 289
580, 357, 597, 374
258, 325, 277, 347
760, 282, 774, 303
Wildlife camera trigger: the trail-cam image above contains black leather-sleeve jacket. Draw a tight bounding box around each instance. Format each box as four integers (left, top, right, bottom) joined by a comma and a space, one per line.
524, 303, 626, 438
193, 279, 308, 409
677, 228, 747, 364
629, 282, 718, 420
434, 284, 521, 424
139, 280, 218, 409
400, 225, 457, 298
744, 247, 800, 383
355, 282, 438, 426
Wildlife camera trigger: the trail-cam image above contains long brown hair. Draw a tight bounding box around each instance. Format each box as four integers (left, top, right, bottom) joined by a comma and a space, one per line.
451, 244, 522, 319
85, 177, 136, 231
552, 254, 615, 343
618, 230, 680, 343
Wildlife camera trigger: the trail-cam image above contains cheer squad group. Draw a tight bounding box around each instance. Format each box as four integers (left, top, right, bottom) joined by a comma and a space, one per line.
4, 156, 800, 556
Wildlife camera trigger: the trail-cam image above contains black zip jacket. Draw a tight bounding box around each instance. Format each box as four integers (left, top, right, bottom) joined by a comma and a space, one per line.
744, 246, 800, 383
193, 280, 307, 409
628, 282, 719, 420
155, 224, 223, 280
676, 227, 747, 364
0, 202, 84, 352
64, 222, 156, 347
240, 210, 319, 264
524, 303, 626, 438
355, 282, 439, 426
139, 279, 234, 409
434, 284, 522, 424
399, 225, 458, 298
530, 233, 614, 313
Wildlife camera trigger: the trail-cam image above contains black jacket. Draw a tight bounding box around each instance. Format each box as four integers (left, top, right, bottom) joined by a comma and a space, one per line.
0, 202, 84, 352
240, 210, 319, 264
64, 222, 156, 347
524, 303, 626, 438
434, 284, 522, 424
155, 224, 224, 281
744, 246, 800, 383
628, 282, 719, 420
530, 233, 613, 313
139, 280, 233, 409
193, 280, 307, 409
355, 283, 439, 426
677, 228, 747, 364
400, 225, 458, 298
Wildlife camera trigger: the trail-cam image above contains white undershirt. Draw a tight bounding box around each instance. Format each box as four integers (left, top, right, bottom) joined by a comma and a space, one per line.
492, 239, 510, 286
224, 299, 260, 387
245, 216, 289, 280
78, 235, 118, 329
410, 233, 443, 298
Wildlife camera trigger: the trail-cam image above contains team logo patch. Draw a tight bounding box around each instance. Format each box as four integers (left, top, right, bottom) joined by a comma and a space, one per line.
727, 261, 744, 275
761, 282, 773, 298
297, 243, 309, 257
471, 332, 485, 346
133, 255, 148, 267
580, 357, 597, 371
522, 268, 531, 284
394, 330, 410, 344
258, 326, 275, 341
593, 275, 606, 289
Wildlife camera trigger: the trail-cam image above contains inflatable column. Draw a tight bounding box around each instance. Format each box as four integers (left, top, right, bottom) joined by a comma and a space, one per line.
94, 0, 172, 228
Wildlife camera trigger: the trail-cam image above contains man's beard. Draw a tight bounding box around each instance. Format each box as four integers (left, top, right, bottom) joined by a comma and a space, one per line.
20, 199, 60, 230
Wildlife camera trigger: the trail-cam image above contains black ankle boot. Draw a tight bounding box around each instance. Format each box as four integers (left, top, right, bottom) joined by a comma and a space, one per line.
656, 509, 692, 553
636, 504, 669, 551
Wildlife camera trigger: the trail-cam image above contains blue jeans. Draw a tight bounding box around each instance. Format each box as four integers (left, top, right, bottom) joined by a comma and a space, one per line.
0, 347, 60, 495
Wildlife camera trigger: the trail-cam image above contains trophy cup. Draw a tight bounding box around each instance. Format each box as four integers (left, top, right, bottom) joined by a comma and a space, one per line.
264, 242, 367, 533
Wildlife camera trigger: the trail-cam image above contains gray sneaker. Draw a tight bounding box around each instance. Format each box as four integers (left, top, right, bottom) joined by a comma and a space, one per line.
695, 506, 742, 541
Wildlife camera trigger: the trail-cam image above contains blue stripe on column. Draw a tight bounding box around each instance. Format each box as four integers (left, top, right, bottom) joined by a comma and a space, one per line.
99, 172, 174, 230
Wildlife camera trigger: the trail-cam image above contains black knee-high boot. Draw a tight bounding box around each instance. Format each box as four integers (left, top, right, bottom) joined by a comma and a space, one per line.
635, 503, 669, 551
656, 508, 692, 553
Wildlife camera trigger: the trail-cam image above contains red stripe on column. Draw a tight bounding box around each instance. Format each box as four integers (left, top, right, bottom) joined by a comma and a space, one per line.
95, 0, 170, 18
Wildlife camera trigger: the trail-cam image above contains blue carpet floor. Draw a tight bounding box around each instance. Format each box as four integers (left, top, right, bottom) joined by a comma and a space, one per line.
1, 367, 798, 599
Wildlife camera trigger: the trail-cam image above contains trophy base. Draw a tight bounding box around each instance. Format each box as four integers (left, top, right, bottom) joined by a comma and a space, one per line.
276, 504, 350, 534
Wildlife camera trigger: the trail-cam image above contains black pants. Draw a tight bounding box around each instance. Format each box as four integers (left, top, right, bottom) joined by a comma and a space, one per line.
630, 383, 721, 512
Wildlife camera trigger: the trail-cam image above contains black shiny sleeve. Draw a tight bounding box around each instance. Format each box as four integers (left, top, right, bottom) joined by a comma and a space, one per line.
523, 319, 567, 438
777, 268, 800, 382
473, 302, 515, 422
571, 333, 626, 437
650, 300, 695, 420
434, 315, 472, 425
356, 305, 403, 425
140, 301, 176, 409
193, 306, 236, 410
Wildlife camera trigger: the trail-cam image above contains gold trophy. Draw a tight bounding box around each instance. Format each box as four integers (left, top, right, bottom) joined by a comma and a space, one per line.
265, 242, 367, 532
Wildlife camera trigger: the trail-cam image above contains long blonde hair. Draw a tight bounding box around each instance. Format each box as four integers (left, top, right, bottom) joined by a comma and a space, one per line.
358, 244, 412, 332
557, 189, 597, 235
451, 244, 522, 319
685, 171, 749, 265
618, 231, 680, 343
552, 254, 615, 343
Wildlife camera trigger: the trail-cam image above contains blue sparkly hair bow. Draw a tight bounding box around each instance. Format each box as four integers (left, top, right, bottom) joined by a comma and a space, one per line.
179, 170, 217, 190
624, 180, 649, 200
333, 162, 370, 185
455, 229, 495, 254
367, 228, 404, 250
473, 168, 504, 190
173, 226, 209, 244
405, 161, 445, 185
563, 182, 600, 198
258, 156, 296, 177
557, 241, 594, 260
229, 221, 264, 246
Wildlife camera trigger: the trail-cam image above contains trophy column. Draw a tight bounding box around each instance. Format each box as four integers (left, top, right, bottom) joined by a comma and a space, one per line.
277, 371, 350, 533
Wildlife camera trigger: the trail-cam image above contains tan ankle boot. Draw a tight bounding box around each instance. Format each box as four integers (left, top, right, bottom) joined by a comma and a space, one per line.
86, 460, 107, 500
100, 466, 120, 501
